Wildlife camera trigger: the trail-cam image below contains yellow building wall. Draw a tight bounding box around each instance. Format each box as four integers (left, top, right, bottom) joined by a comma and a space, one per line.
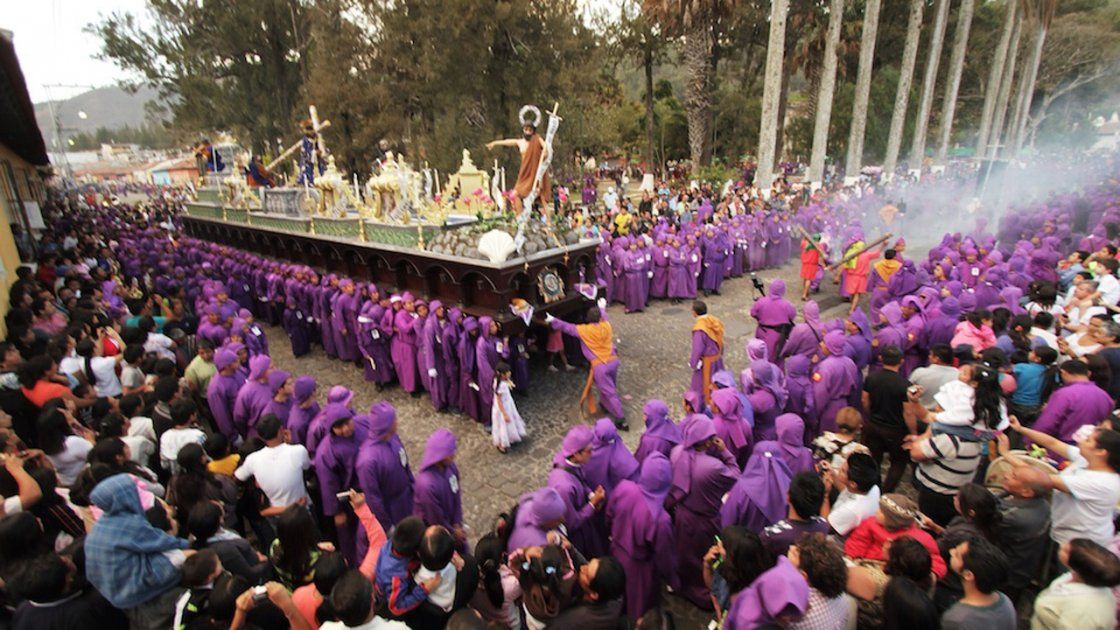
0, 143, 40, 339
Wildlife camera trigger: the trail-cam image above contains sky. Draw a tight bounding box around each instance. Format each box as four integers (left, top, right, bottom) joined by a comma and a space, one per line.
2, 0, 146, 104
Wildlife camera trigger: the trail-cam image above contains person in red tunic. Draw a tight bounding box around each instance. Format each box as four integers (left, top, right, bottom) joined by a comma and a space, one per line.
799, 234, 827, 301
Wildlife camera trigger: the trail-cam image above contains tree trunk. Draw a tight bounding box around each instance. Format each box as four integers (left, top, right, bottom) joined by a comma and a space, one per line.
936, 0, 976, 162
809, 0, 846, 185
773, 47, 795, 170
908, 0, 950, 170
756, 0, 790, 191
844, 0, 882, 180
683, 20, 714, 172
883, 0, 926, 178
989, 11, 1024, 159
1010, 22, 1048, 154
644, 44, 656, 175
976, 1, 1018, 157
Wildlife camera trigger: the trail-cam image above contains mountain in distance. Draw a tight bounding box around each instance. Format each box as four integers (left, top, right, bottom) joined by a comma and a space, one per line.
33, 85, 167, 147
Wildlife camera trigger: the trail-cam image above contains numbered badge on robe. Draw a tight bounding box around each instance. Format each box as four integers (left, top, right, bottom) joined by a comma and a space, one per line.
449, 474, 459, 494
251, 326, 262, 336
496, 342, 504, 354
398, 447, 408, 468
296, 311, 304, 320
371, 329, 380, 340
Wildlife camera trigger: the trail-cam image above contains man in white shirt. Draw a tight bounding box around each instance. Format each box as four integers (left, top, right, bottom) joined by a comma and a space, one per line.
1008, 417, 1120, 546
1062, 281, 1106, 334
1030, 312, 1060, 352
159, 400, 206, 472
1094, 258, 1120, 307
821, 452, 881, 536
234, 414, 311, 511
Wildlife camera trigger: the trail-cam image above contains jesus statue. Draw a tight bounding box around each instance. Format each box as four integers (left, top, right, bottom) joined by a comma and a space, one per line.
485, 120, 552, 215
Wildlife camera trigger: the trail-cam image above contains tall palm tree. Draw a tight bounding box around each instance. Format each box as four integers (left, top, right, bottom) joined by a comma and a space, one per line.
936, 0, 975, 161
976, 0, 1018, 157
844, 0, 882, 181
908, 0, 951, 170
756, 0, 789, 191
1008, 0, 1057, 153
643, 0, 739, 171
883, 0, 925, 178
808, 0, 846, 185
989, 8, 1024, 158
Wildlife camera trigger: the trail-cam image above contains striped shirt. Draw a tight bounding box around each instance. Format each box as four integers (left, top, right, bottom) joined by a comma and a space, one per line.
915, 433, 983, 495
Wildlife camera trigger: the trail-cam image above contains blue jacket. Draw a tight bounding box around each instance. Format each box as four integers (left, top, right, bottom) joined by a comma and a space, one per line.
373, 541, 429, 617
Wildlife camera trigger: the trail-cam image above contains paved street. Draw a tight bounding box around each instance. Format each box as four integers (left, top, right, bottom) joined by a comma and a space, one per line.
261, 246, 903, 626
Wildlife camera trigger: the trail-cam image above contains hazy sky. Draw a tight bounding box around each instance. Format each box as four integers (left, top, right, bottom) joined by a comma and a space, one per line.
3, 0, 620, 105
3, 0, 148, 104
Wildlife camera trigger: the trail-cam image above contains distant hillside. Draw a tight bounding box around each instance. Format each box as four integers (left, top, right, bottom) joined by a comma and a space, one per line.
33, 85, 167, 148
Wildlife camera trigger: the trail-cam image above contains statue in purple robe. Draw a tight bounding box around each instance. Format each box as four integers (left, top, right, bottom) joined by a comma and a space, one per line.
356, 402, 415, 531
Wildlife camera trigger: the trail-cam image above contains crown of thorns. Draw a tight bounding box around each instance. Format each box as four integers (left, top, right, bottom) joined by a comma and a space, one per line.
519, 105, 541, 128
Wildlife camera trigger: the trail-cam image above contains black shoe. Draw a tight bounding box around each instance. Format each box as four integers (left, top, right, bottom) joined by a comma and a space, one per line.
617, 421, 630, 432
410, 391, 422, 398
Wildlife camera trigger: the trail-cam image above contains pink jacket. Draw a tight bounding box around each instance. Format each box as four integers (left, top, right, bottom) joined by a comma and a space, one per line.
950, 321, 996, 351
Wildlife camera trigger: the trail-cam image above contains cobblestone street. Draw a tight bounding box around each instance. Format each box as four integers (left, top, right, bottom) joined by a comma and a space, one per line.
262, 248, 901, 626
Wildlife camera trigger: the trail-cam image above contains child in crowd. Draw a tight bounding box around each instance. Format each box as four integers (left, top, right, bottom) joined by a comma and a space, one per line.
491, 363, 526, 454
204, 433, 240, 477
811, 406, 868, 470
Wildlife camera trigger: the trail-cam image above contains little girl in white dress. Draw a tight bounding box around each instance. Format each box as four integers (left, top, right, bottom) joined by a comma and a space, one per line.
492, 362, 527, 453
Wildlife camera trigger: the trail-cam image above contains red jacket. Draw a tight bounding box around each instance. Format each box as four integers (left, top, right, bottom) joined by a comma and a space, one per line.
843, 517, 947, 578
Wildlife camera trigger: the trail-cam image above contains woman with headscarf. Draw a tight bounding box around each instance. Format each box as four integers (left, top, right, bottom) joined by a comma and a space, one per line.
720, 442, 793, 531
585, 418, 640, 493
783, 355, 818, 435
813, 331, 862, 434
668, 415, 739, 609
606, 452, 678, 621
755, 414, 814, 476
743, 361, 788, 443
634, 399, 681, 464
710, 388, 752, 469
780, 300, 824, 363
750, 279, 797, 363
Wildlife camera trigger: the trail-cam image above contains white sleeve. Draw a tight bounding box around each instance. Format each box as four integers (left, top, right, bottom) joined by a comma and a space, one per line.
828, 501, 859, 536
3, 495, 21, 515
298, 445, 311, 470
234, 455, 253, 481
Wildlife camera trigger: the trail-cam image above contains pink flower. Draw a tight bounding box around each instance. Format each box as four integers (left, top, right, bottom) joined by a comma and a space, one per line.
472, 188, 484, 197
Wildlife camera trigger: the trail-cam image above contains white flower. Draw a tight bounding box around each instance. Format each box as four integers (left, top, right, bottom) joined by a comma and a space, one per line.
285, 49, 301, 63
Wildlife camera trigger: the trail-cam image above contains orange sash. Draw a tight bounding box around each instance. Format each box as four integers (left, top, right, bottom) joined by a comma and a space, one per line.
692, 315, 725, 406
576, 321, 616, 415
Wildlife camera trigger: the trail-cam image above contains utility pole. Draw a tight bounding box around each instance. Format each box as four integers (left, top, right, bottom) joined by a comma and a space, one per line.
42, 83, 95, 182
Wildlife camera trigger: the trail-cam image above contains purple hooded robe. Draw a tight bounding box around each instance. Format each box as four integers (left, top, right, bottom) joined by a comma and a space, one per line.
356, 402, 415, 531
812, 331, 862, 434
412, 429, 464, 535
750, 279, 797, 363
633, 399, 681, 464
720, 443, 792, 531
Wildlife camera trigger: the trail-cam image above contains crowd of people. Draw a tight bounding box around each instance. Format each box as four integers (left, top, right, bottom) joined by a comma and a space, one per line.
1, 153, 1120, 630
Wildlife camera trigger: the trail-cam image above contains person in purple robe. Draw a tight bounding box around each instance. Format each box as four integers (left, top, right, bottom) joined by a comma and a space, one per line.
392, 293, 422, 395
925, 296, 962, 348
597, 239, 615, 302
263, 370, 293, 426
633, 399, 681, 464
610, 237, 629, 306
584, 418, 639, 494
760, 414, 814, 475
710, 387, 752, 470
314, 406, 369, 568
413, 429, 465, 549
356, 402, 415, 532
812, 331, 862, 434
958, 248, 983, 289
873, 302, 908, 369
414, 303, 432, 393
701, 227, 729, 295
358, 297, 395, 388
743, 361, 787, 442
685, 234, 702, 297
332, 279, 360, 363
476, 317, 505, 424
723, 556, 808, 630
286, 375, 319, 446
750, 279, 796, 363
650, 236, 670, 299
240, 308, 269, 357
668, 415, 738, 609
606, 452, 678, 621
206, 349, 244, 443
306, 386, 354, 457
888, 259, 919, 300
548, 425, 608, 558
197, 306, 229, 347
783, 355, 818, 435
667, 238, 693, 302
457, 317, 482, 422
442, 308, 462, 413
622, 239, 651, 313
899, 295, 928, 375
233, 355, 273, 439
282, 298, 310, 357
547, 301, 627, 428
420, 301, 450, 411
506, 486, 566, 552
780, 300, 824, 363
720, 442, 792, 531
508, 333, 531, 393
317, 278, 338, 358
